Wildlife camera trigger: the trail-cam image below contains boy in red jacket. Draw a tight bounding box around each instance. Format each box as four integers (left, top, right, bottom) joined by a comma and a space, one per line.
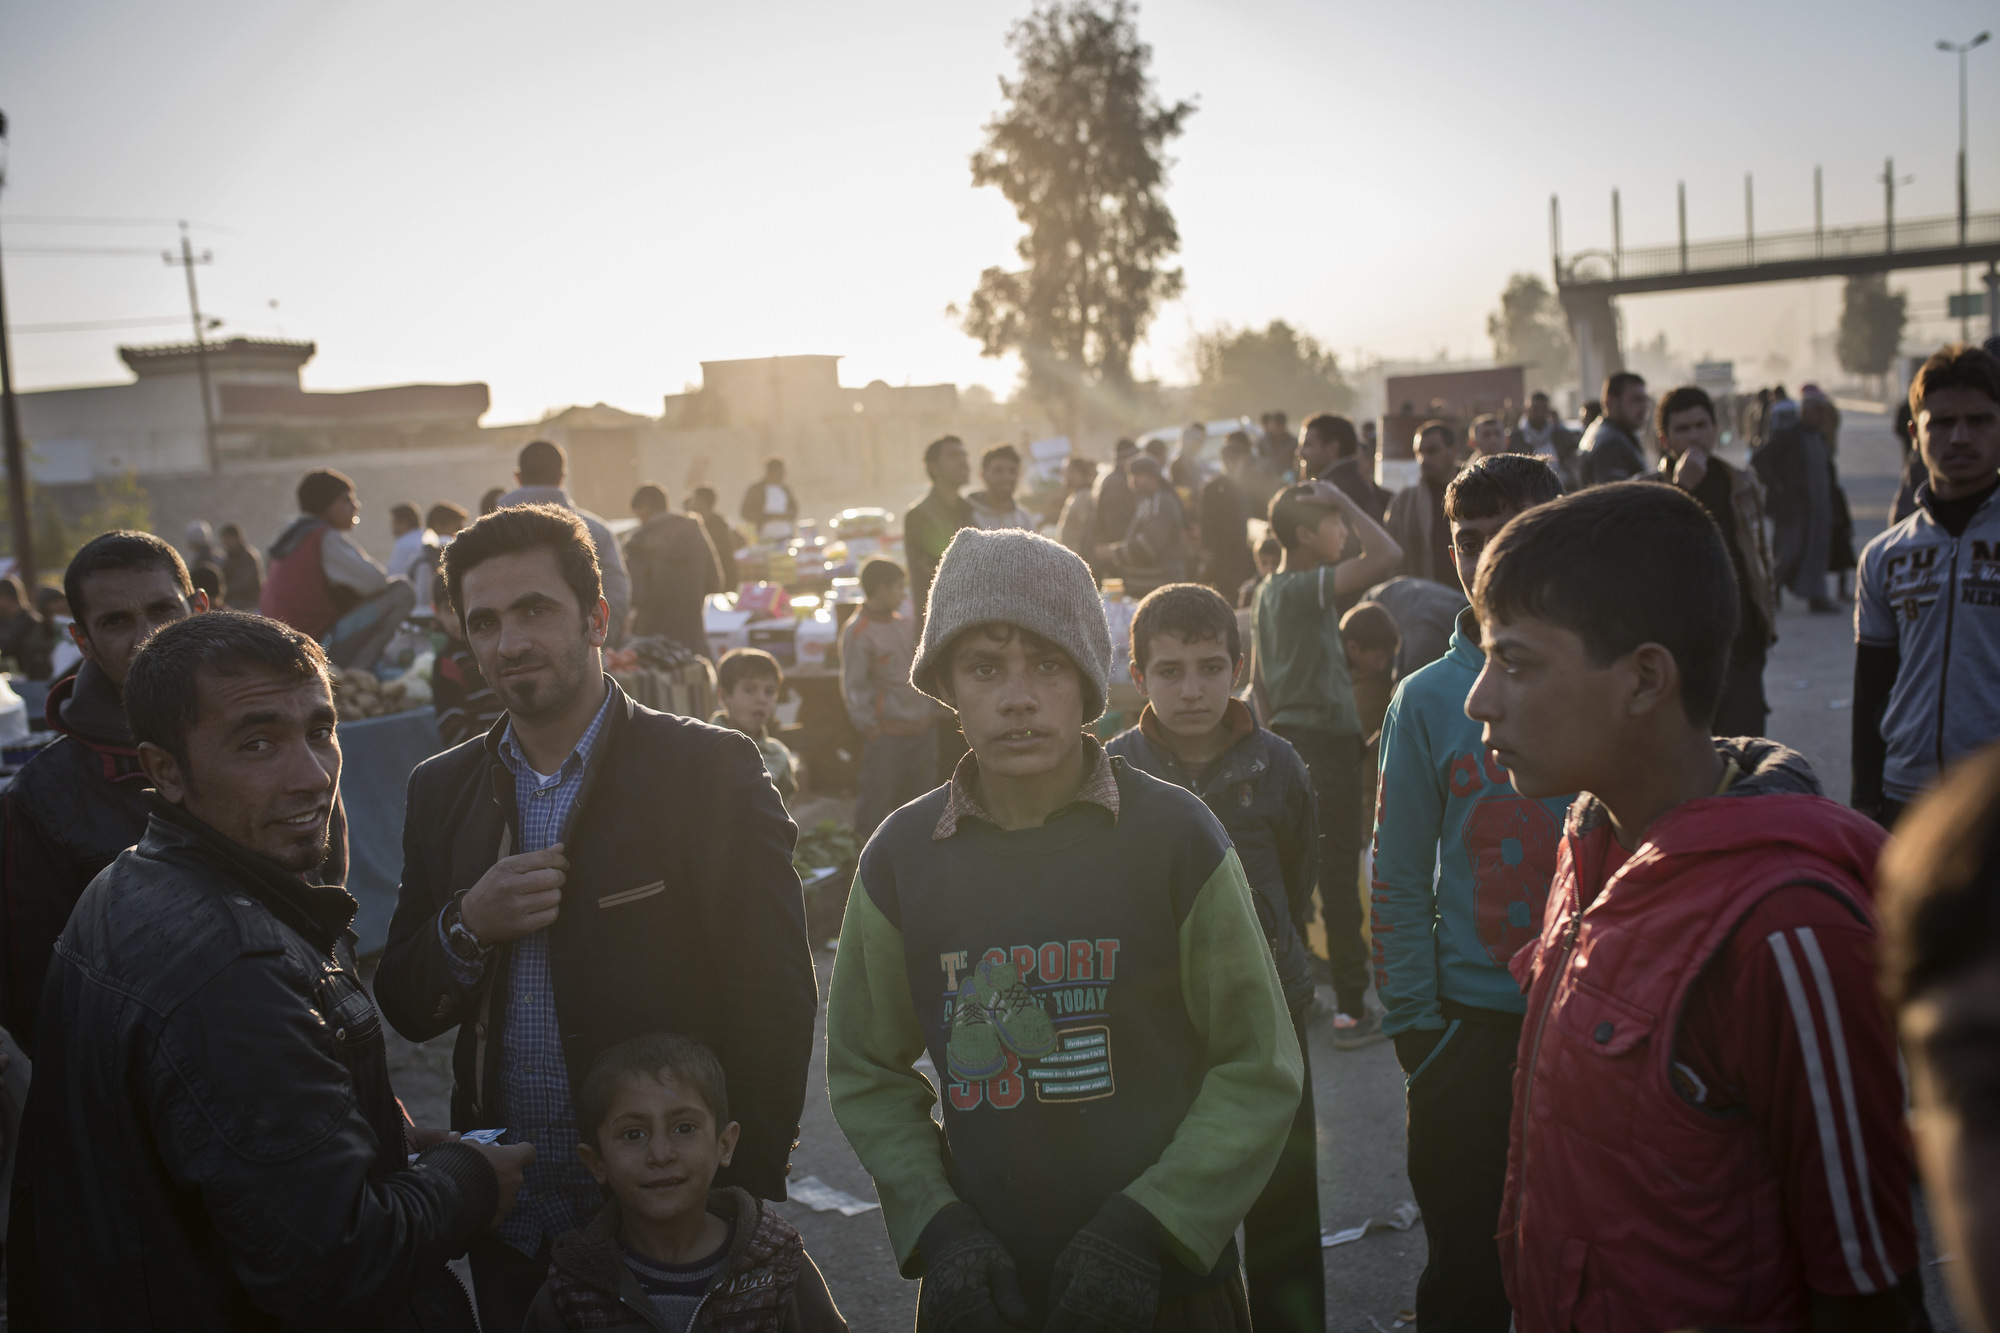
1468, 482, 1928, 1332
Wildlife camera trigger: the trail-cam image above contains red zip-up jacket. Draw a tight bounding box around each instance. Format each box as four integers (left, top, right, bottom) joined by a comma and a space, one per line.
1499, 738, 1917, 1332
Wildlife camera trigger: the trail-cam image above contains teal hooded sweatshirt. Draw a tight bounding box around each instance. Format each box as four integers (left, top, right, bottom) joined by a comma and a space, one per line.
1368, 610, 1574, 1035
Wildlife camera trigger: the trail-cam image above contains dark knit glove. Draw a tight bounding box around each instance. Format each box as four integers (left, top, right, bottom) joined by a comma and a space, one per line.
917, 1202, 1034, 1333
1042, 1193, 1165, 1333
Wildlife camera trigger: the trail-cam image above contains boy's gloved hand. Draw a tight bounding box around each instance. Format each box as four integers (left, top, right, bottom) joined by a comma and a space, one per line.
917, 1202, 1034, 1333
1042, 1193, 1164, 1333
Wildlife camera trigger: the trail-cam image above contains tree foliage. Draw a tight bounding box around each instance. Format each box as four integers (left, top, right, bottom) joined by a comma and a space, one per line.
1486, 273, 1574, 388
960, 0, 1193, 436
1192, 320, 1353, 422
1836, 274, 1907, 378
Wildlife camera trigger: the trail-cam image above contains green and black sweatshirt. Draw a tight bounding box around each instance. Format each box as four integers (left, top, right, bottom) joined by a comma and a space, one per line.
825, 749, 1302, 1306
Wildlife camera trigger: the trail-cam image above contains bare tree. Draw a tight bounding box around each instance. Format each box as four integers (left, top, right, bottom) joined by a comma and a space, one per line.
959, 1, 1193, 439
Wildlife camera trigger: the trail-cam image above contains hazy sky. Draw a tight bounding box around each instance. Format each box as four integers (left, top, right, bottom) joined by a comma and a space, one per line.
2, 0, 1995, 420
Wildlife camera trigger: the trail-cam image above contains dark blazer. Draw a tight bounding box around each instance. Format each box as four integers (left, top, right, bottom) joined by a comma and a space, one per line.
373, 684, 817, 1201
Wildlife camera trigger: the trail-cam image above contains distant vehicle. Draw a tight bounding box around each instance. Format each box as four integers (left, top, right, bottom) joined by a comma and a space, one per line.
1137, 416, 1256, 487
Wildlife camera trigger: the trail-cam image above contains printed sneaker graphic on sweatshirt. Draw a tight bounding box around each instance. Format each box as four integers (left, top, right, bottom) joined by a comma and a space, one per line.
940, 941, 1120, 1109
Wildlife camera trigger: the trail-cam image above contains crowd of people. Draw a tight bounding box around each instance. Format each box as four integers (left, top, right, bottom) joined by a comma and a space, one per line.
0, 338, 1994, 1333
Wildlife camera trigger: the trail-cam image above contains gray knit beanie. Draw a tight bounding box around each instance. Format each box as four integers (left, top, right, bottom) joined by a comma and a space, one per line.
910, 527, 1114, 721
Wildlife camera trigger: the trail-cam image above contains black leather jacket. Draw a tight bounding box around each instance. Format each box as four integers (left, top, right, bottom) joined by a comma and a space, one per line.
1107, 702, 1321, 1010
0, 663, 347, 1056
10, 798, 494, 1331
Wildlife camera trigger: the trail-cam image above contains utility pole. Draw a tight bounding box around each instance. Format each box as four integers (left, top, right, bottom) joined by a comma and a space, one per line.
1677, 180, 1687, 273
1744, 173, 1755, 264
163, 221, 219, 473
0, 111, 33, 593
1814, 165, 1823, 257
1938, 32, 1990, 340
1612, 188, 1622, 276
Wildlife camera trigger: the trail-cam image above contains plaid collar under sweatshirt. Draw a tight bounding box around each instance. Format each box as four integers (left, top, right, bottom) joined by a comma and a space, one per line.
824, 751, 1301, 1310
1369, 611, 1575, 1036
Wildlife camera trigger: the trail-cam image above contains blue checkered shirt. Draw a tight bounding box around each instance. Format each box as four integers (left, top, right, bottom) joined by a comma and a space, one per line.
439, 683, 613, 1255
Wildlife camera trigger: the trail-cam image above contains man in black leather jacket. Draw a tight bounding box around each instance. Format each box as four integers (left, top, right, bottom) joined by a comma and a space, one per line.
0, 531, 345, 1056
10, 611, 526, 1330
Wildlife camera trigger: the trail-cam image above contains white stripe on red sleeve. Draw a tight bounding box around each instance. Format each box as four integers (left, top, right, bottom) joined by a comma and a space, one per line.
1766, 928, 1879, 1295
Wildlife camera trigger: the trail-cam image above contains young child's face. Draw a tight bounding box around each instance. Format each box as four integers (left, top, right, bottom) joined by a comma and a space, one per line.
1132, 630, 1238, 740
865, 578, 906, 615
1449, 508, 1519, 600
1344, 642, 1395, 677
720, 675, 780, 732
578, 1071, 740, 1230
947, 626, 1083, 780
1465, 612, 1622, 800
1255, 548, 1280, 578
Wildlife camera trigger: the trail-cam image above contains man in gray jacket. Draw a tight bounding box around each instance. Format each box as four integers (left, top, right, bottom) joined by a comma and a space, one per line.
1099, 455, 1187, 597
498, 439, 631, 641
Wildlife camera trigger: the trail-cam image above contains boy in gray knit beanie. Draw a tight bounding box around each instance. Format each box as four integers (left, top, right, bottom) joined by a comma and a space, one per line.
826, 524, 1300, 1332
910, 528, 1113, 720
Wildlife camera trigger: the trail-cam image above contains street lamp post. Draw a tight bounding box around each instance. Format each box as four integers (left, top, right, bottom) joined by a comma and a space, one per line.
1939, 31, 1991, 340
0, 111, 35, 594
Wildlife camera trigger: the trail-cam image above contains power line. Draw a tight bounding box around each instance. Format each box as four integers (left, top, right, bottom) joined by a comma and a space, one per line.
6, 244, 174, 257
8, 315, 198, 334
0, 214, 236, 234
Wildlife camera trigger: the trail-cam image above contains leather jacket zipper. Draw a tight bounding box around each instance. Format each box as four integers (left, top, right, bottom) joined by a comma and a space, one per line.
1511, 865, 1584, 1237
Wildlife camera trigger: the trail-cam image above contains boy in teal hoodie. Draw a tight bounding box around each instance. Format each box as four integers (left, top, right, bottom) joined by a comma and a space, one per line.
827, 529, 1301, 1333
1369, 454, 1571, 1332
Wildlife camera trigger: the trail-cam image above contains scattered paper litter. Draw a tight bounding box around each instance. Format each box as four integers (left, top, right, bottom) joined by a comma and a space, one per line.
1322, 1201, 1420, 1248
788, 1175, 880, 1217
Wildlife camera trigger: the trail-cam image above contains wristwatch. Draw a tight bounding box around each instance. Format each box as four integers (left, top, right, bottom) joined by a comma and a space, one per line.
444, 897, 492, 963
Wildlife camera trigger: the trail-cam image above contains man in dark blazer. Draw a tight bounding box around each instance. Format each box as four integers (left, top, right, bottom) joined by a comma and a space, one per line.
373, 502, 816, 1333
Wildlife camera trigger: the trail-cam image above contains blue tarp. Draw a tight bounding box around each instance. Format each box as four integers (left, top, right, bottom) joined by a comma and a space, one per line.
338, 709, 444, 953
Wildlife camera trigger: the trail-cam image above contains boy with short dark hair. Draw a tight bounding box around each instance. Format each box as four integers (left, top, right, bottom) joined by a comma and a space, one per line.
1105, 582, 1323, 1332
1338, 601, 1400, 753
1368, 453, 1569, 1332
841, 558, 939, 840
1474, 482, 1925, 1332
1253, 480, 1402, 1043
713, 648, 798, 805
827, 529, 1302, 1332
526, 1032, 846, 1332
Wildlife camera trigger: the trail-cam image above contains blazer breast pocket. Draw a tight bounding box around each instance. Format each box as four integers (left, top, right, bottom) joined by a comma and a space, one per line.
597, 881, 666, 910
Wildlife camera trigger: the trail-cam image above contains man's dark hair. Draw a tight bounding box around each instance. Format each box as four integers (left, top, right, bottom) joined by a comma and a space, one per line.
631, 483, 668, 513
576, 1032, 731, 1152
1473, 481, 1737, 726
1529, 390, 1550, 404
517, 439, 566, 486
716, 647, 783, 693
1910, 342, 2000, 418
1445, 453, 1565, 523
191, 566, 222, 601
440, 503, 601, 625
1065, 455, 1097, 480
1416, 419, 1455, 450
924, 435, 964, 476
0, 574, 27, 609
1131, 582, 1240, 671
1604, 371, 1646, 402
764, 457, 785, 474
859, 557, 906, 598
1302, 414, 1360, 458
1113, 438, 1138, 459
1339, 600, 1400, 655
425, 502, 468, 533
389, 503, 421, 530
1656, 385, 1717, 438
64, 530, 193, 625
1142, 438, 1170, 461
1256, 535, 1282, 559
218, 521, 244, 541
124, 610, 329, 769
1470, 412, 1501, 435
1268, 483, 1340, 549
981, 443, 1021, 471
1221, 431, 1251, 462
479, 487, 505, 516
691, 486, 719, 509
1880, 742, 2000, 1009
297, 469, 354, 517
